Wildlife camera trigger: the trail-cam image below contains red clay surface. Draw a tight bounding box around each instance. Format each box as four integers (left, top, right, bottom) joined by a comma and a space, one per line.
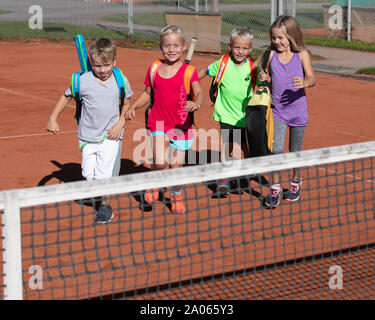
1, 40, 375, 300
0, 40, 375, 191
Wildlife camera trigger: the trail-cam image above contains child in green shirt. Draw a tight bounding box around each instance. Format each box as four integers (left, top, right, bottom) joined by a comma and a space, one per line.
199, 26, 261, 194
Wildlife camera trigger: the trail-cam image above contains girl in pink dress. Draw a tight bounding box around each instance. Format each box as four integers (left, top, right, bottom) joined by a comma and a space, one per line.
128, 25, 204, 214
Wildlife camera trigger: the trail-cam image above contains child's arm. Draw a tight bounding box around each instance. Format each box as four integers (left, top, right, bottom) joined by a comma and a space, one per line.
293, 50, 316, 89
259, 68, 271, 84
46, 94, 72, 134
198, 67, 209, 80
259, 51, 275, 84
126, 87, 151, 120
106, 99, 131, 140
185, 81, 204, 112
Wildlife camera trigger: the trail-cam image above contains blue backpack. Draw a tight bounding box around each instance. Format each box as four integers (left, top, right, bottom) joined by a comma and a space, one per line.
72, 35, 126, 124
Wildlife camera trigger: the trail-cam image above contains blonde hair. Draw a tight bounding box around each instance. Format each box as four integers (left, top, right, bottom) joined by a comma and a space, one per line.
159, 25, 186, 43
89, 38, 116, 64
270, 15, 305, 52
229, 26, 254, 45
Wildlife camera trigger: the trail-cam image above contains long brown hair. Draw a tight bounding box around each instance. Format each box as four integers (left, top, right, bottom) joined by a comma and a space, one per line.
270, 15, 305, 52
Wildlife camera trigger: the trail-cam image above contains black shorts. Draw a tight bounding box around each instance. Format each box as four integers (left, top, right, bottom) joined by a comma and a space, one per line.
219, 122, 247, 145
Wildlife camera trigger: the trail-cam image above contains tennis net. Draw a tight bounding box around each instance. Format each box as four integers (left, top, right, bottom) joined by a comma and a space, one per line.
1, 141, 375, 300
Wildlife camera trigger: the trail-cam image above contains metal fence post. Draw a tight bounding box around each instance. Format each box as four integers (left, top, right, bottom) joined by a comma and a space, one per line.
271, 0, 277, 24
128, 0, 133, 41
212, 0, 219, 13
195, 0, 199, 12
278, 0, 284, 16
347, 0, 352, 41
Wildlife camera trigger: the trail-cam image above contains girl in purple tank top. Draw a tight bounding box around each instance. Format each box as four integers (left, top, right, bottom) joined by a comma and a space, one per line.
259, 15, 316, 208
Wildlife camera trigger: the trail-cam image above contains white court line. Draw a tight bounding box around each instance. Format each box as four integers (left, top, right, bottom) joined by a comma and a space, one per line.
0, 87, 76, 140
313, 131, 375, 183
318, 167, 375, 184
0, 131, 77, 140
0, 86, 223, 149
335, 130, 374, 140
322, 131, 375, 183
0, 87, 75, 109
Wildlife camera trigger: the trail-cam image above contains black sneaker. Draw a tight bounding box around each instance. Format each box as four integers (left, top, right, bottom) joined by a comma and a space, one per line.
265, 185, 282, 208
217, 179, 229, 195
95, 204, 114, 224
284, 179, 302, 202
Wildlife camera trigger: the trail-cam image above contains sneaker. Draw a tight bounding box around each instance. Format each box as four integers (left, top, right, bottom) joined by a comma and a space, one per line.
75, 196, 102, 210
265, 185, 282, 208
144, 188, 159, 204
217, 179, 229, 195
170, 191, 186, 214
95, 204, 114, 224
284, 179, 302, 202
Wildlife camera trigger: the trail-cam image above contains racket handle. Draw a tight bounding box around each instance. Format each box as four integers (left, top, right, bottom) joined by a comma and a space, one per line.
185, 37, 198, 65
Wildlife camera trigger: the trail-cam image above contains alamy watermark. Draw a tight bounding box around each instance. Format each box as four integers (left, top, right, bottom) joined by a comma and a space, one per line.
28, 5, 43, 30
132, 125, 243, 168
328, 5, 344, 30
28, 265, 43, 290
328, 265, 343, 290
27, 4, 345, 33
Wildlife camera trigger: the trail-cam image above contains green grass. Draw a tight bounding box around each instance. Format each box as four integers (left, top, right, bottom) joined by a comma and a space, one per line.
222, 9, 325, 36
103, 11, 271, 38
149, 0, 328, 5
221, 11, 270, 38
305, 37, 375, 52
0, 21, 159, 43
2, 11, 375, 55
103, 13, 165, 28
296, 10, 325, 28
355, 67, 375, 76
0, 10, 11, 14
103, 9, 325, 40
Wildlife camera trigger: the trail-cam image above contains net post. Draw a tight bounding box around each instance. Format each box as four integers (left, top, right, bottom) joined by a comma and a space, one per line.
2, 191, 23, 300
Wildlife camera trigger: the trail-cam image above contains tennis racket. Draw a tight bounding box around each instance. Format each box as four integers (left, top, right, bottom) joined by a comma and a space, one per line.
184, 37, 198, 126
185, 37, 198, 65
74, 34, 92, 72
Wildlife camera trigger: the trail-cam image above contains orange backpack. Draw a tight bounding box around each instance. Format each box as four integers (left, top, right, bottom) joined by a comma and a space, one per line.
209, 54, 258, 103
145, 60, 196, 127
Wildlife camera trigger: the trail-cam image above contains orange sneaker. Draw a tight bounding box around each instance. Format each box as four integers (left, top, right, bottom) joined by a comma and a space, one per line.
144, 188, 159, 204
170, 191, 186, 214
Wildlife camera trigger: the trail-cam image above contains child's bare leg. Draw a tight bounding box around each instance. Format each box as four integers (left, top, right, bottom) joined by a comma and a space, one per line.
169, 147, 185, 193
241, 141, 251, 159
229, 141, 243, 160
168, 146, 186, 213
220, 140, 232, 163
151, 134, 169, 171
144, 135, 169, 204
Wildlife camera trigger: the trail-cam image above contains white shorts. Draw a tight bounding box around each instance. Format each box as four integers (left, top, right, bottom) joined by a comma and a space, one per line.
79, 138, 121, 181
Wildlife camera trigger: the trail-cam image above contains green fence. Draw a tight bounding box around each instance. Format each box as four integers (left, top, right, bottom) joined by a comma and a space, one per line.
0, 0, 374, 47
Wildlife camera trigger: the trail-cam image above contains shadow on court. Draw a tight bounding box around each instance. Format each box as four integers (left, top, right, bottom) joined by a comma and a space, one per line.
37, 160, 84, 186
37, 159, 151, 187
37, 159, 151, 210
184, 149, 269, 201
37, 155, 269, 212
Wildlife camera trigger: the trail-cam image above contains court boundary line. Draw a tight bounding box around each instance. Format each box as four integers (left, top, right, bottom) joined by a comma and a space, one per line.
0, 131, 78, 140
0, 87, 76, 108
335, 130, 375, 140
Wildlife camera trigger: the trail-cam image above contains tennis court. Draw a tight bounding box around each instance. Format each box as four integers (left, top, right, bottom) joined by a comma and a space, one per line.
0, 40, 375, 300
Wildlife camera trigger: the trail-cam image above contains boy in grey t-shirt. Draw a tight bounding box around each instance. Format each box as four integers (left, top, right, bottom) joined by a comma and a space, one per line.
46, 38, 133, 223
